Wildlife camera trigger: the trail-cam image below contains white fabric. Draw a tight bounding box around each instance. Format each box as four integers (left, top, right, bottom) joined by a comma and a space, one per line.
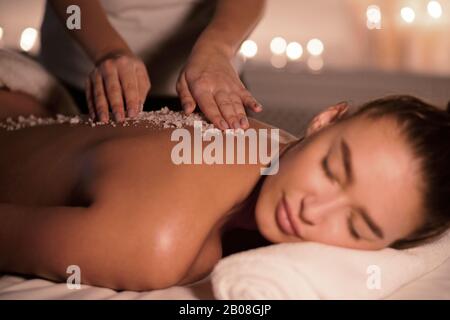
0, 274, 212, 300
1, 256, 450, 300
0, 49, 79, 116
39, 0, 244, 96
1, 232, 449, 300
211, 229, 450, 300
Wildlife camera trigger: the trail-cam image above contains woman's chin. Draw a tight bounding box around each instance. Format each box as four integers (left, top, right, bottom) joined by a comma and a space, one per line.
254, 207, 286, 244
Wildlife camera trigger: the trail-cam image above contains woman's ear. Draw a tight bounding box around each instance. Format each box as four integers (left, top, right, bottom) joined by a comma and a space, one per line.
305, 102, 349, 137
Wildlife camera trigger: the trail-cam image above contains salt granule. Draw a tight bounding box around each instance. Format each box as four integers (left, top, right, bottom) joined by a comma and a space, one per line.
0, 107, 216, 132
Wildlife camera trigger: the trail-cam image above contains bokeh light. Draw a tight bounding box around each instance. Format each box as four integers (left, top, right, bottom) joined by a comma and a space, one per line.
427, 1, 443, 19
20, 27, 38, 52
286, 42, 303, 60
239, 40, 258, 58
366, 5, 382, 29
400, 7, 416, 23
270, 54, 287, 69
270, 37, 287, 55
307, 38, 324, 56
307, 56, 324, 72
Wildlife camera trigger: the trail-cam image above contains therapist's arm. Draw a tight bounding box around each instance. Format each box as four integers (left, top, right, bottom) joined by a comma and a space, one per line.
48, 0, 151, 123
48, 0, 130, 62
195, 0, 267, 60
177, 0, 266, 130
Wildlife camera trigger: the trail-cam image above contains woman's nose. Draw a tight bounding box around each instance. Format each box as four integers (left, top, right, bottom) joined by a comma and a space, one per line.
301, 193, 349, 225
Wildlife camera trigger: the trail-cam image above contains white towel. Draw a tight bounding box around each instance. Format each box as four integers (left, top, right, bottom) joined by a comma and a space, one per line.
211, 229, 450, 299
0, 49, 80, 116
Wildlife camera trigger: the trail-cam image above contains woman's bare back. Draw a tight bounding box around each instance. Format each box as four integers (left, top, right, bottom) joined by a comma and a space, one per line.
0, 116, 284, 289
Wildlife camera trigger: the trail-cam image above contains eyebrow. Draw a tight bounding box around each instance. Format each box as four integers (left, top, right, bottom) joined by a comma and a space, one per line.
340, 138, 384, 240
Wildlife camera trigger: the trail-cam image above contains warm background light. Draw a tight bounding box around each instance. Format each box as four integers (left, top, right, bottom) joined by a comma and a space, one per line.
400, 7, 416, 23
270, 36, 287, 55
307, 56, 324, 71
286, 41, 303, 60
306, 38, 324, 56
19, 27, 38, 52
240, 40, 258, 58
366, 5, 381, 24
0, 0, 448, 76
427, 1, 443, 19
366, 5, 381, 29
270, 54, 287, 69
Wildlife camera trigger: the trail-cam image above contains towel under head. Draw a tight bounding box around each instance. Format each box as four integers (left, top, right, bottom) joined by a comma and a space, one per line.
211, 228, 450, 299
0, 49, 79, 116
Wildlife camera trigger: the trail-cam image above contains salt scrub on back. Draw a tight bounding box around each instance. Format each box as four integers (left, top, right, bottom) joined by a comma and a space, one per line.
0, 107, 215, 131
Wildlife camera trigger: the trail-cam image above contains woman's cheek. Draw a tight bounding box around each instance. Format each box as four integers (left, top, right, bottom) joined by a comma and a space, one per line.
293, 162, 327, 194
306, 217, 347, 246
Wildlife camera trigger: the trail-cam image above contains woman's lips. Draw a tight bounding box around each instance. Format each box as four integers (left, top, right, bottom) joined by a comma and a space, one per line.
276, 194, 303, 239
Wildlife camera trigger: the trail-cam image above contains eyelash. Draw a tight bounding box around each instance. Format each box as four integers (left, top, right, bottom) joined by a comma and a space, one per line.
347, 214, 361, 240
321, 155, 336, 183
322, 154, 360, 240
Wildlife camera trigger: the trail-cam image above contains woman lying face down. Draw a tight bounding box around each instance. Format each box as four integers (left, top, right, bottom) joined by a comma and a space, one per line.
256, 96, 450, 251
0, 91, 449, 291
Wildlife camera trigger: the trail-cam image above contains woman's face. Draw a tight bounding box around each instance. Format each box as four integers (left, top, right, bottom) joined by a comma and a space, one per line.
255, 114, 424, 250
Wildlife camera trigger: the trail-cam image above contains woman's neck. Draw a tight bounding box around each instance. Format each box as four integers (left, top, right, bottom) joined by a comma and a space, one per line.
221, 176, 266, 233
219, 136, 303, 234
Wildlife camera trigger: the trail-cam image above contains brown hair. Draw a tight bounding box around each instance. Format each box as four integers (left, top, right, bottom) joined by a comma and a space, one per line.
351, 95, 450, 249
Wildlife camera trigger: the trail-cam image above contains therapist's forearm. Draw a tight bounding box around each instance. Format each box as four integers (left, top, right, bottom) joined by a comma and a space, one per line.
192, 0, 266, 59
48, 0, 132, 63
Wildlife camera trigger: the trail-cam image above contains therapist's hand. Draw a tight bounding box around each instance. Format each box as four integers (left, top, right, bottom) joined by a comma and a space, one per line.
176, 47, 262, 130
86, 52, 151, 123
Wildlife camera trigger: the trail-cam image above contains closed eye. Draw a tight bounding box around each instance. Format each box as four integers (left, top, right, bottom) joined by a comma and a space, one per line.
322, 152, 363, 241
321, 155, 336, 182
347, 215, 361, 240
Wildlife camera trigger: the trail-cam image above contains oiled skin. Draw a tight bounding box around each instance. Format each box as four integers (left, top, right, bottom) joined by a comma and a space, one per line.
0, 90, 295, 290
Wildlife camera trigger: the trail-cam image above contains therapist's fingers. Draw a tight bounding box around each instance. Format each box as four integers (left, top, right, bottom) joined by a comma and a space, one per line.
196, 92, 228, 130
85, 78, 96, 120
231, 93, 249, 129
135, 62, 151, 112
214, 91, 237, 129
239, 88, 263, 113
100, 60, 125, 122
117, 57, 140, 118
176, 71, 196, 115
91, 70, 109, 123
